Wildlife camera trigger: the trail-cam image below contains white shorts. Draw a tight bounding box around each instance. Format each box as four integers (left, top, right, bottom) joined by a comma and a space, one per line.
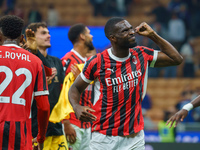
89, 130, 145, 150
68, 124, 91, 150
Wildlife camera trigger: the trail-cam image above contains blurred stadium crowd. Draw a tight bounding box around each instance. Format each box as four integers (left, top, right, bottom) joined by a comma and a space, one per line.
1, 0, 200, 143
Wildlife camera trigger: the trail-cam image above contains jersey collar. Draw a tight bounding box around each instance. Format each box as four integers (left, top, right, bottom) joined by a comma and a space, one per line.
3, 44, 21, 48
71, 49, 87, 62
107, 48, 131, 62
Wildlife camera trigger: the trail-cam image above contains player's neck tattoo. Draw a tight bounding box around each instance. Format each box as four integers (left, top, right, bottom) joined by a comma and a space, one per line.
3, 40, 18, 45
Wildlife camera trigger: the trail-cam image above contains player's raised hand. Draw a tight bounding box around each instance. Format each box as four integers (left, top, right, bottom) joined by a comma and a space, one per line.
166, 109, 188, 128
135, 22, 154, 37
74, 105, 96, 122
26, 29, 38, 54
71, 64, 81, 79
19, 35, 29, 50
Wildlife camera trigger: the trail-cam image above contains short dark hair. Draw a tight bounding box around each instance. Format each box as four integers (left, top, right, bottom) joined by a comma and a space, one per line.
27, 22, 47, 32
68, 23, 86, 44
0, 15, 24, 39
104, 17, 125, 39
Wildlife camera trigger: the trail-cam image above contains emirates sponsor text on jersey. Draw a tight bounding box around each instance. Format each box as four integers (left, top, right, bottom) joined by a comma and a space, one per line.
105, 69, 142, 93
0, 51, 31, 62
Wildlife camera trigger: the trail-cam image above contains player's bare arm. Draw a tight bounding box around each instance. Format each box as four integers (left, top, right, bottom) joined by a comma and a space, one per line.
68, 75, 96, 122
135, 22, 183, 67
63, 120, 77, 144
166, 95, 200, 128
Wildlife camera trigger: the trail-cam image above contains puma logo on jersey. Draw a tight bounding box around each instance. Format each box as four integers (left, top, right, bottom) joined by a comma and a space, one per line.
107, 67, 115, 73
64, 59, 70, 65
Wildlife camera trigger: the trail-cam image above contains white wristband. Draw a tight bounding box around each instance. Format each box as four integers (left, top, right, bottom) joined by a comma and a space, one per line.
182, 103, 193, 111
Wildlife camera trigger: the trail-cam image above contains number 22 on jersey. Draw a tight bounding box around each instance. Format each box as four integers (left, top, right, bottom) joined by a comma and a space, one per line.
0, 66, 32, 106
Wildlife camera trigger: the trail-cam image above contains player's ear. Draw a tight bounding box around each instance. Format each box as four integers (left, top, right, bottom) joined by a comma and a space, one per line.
109, 35, 117, 42
80, 33, 85, 40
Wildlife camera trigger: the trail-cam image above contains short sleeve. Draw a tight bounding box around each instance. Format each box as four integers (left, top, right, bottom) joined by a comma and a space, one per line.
139, 46, 158, 68
80, 55, 98, 83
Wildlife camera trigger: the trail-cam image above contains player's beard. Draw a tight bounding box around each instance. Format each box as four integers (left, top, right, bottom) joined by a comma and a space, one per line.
129, 41, 137, 48
85, 41, 95, 51
123, 40, 137, 49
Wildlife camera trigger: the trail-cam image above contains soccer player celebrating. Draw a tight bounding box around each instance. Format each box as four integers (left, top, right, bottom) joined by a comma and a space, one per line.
61, 24, 95, 150
68, 17, 183, 149
61, 23, 95, 76
0, 15, 50, 150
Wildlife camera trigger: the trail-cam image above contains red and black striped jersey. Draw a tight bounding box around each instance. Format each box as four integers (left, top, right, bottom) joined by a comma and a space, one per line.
0, 44, 49, 149
61, 49, 86, 76
69, 84, 94, 128
80, 46, 158, 136
61, 49, 93, 128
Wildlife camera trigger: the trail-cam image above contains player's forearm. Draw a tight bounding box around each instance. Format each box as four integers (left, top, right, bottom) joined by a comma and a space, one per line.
191, 95, 200, 109
181, 95, 200, 112
149, 31, 183, 65
63, 119, 71, 130
35, 95, 50, 143
68, 83, 82, 109
37, 108, 49, 143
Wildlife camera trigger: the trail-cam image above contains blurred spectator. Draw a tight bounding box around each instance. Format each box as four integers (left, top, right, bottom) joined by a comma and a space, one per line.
150, 0, 171, 29
143, 109, 156, 131
116, 0, 126, 16
5, 0, 16, 12
142, 94, 156, 130
27, 3, 42, 24
163, 66, 177, 78
164, 12, 186, 78
47, 3, 60, 26
13, 4, 24, 19
168, 0, 182, 12
5, 4, 24, 19
158, 108, 176, 142
168, 12, 186, 51
191, 37, 200, 77
177, 3, 190, 31
175, 85, 195, 122
0, 0, 4, 7
146, 22, 167, 78
142, 93, 152, 111
179, 38, 195, 77
189, 0, 200, 37
104, 0, 118, 16
90, 0, 106, 16
115, 0, 132, 16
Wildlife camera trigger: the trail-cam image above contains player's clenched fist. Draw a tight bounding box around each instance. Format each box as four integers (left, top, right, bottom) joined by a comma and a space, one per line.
135, 22, 155, 37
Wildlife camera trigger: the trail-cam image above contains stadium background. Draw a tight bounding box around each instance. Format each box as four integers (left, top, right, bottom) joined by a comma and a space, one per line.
2, 0, 200, 149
